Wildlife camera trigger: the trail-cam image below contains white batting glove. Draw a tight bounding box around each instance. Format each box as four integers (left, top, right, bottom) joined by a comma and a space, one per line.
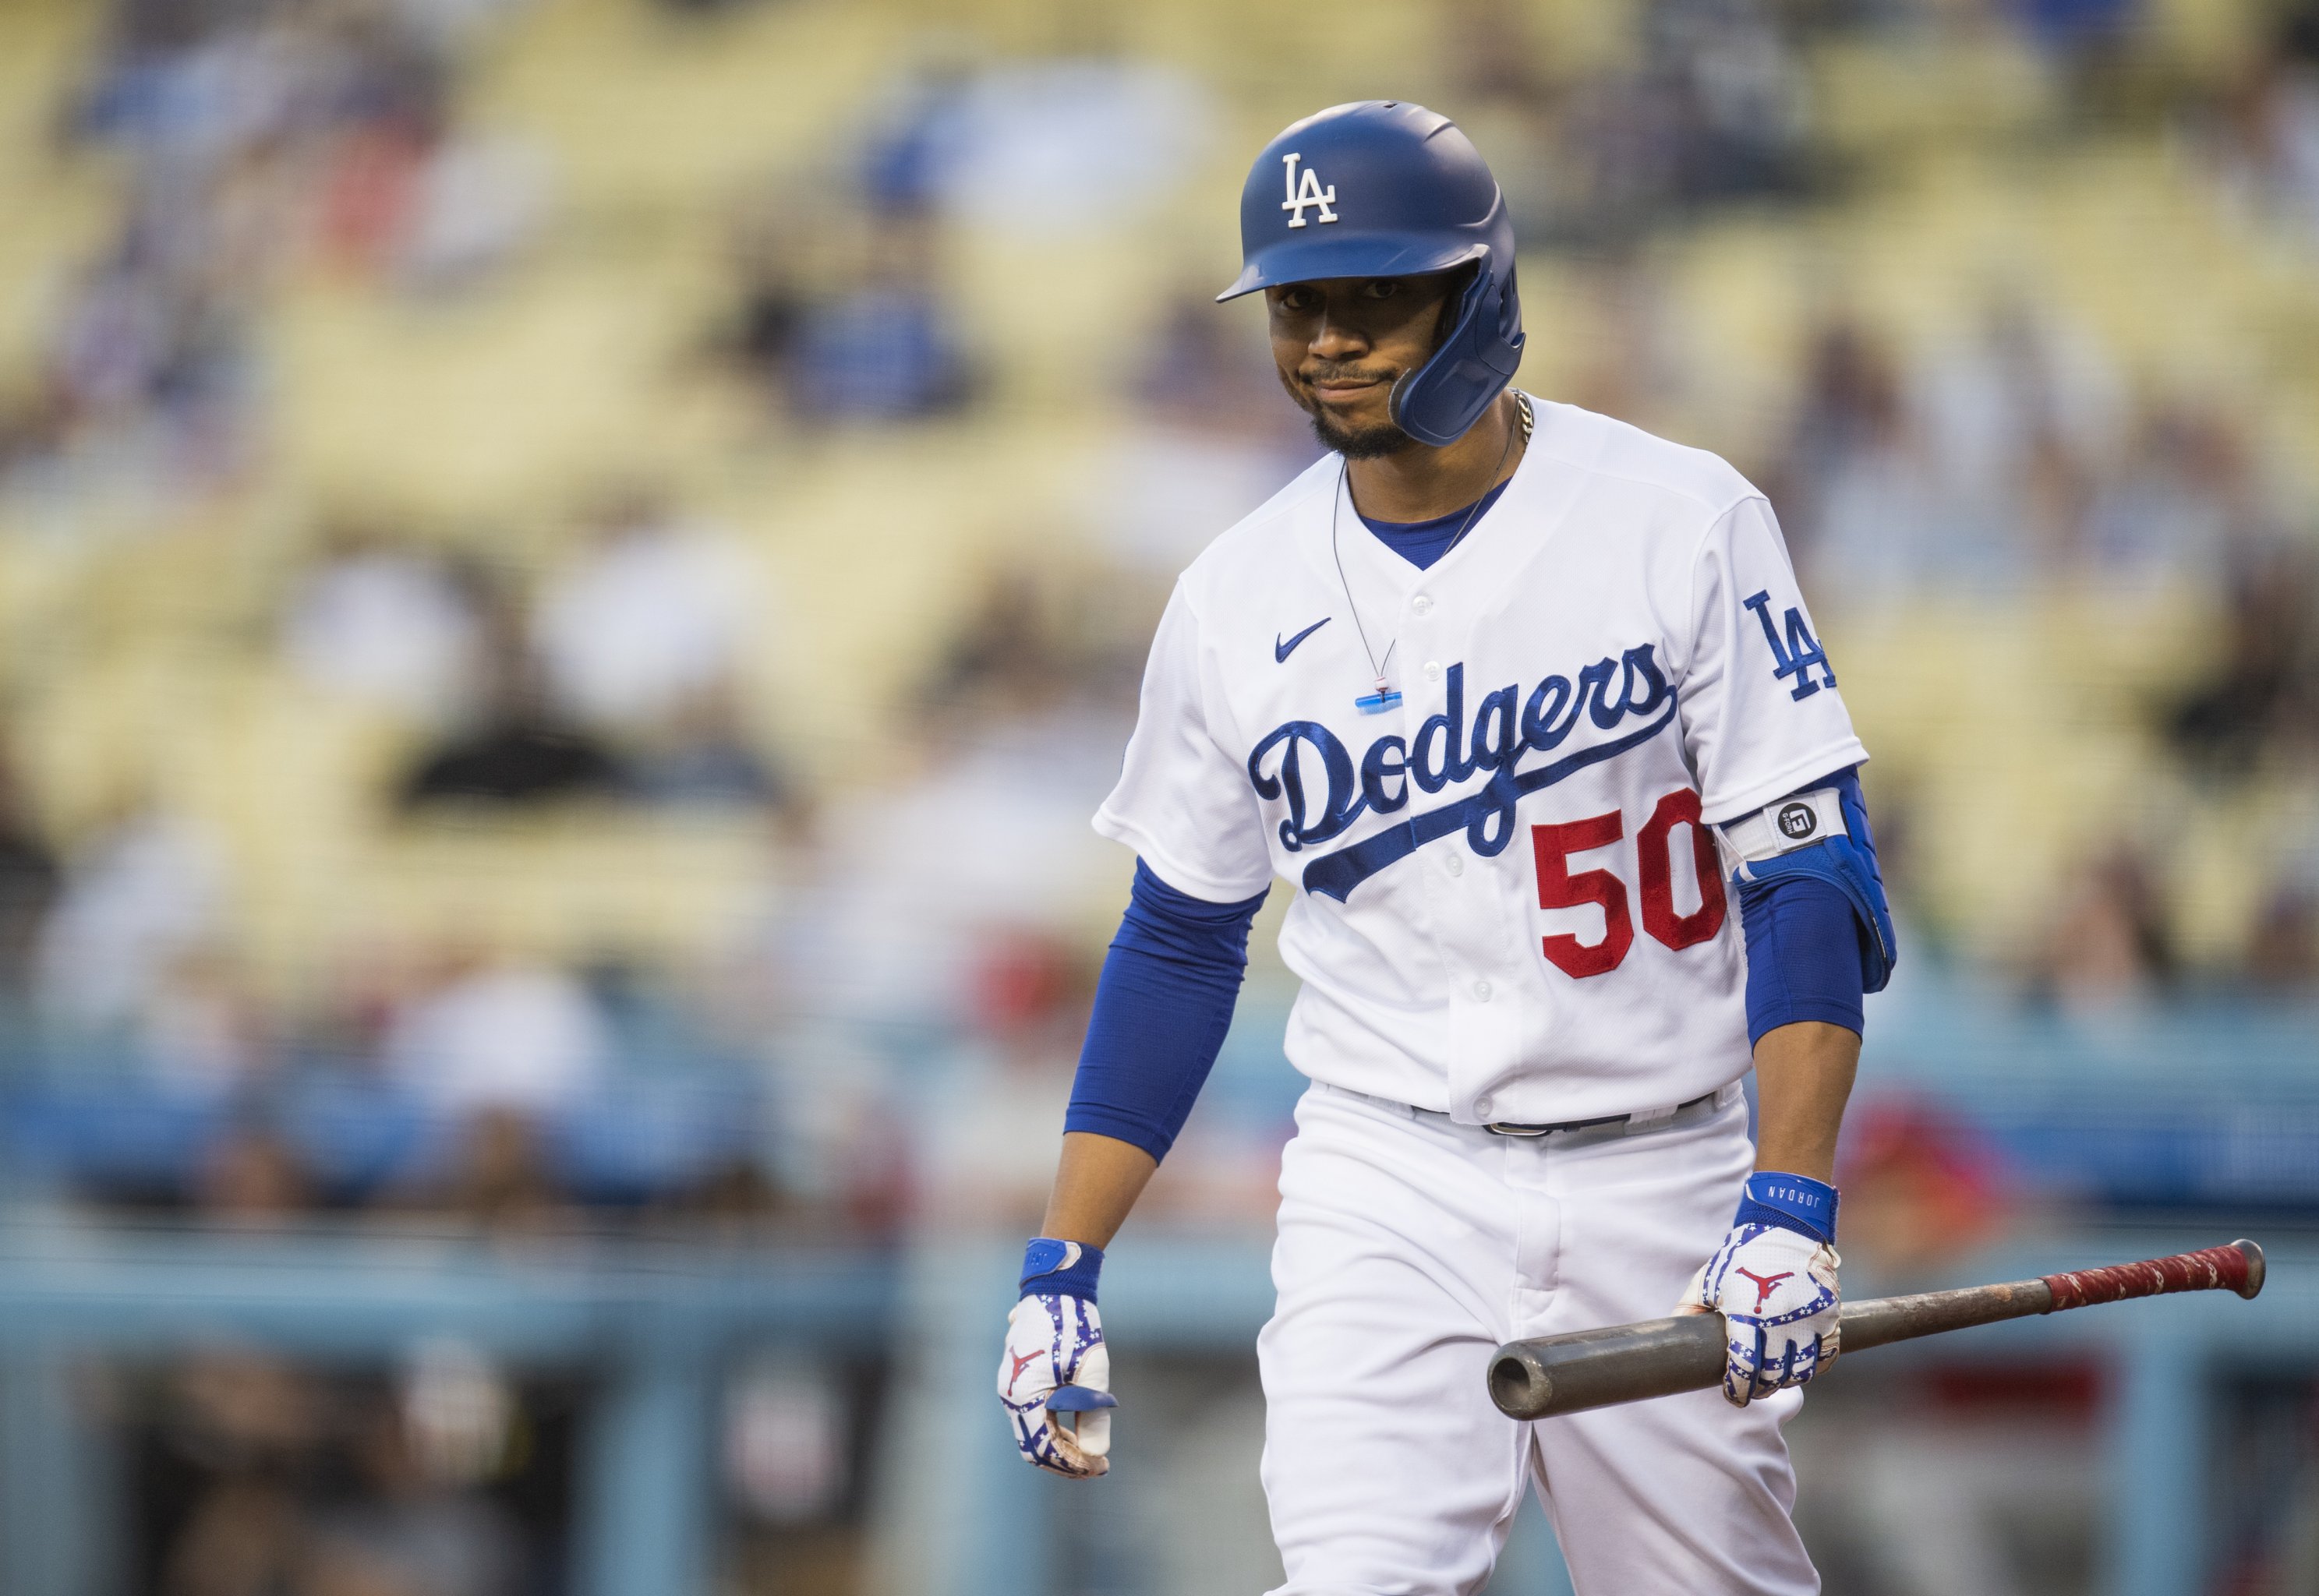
998, 1239, 1116, 1478
1679, 1173, 1843, 1406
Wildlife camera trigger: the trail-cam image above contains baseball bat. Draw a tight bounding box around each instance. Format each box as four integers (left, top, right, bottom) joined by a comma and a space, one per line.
1488, 1238, 2264, 1421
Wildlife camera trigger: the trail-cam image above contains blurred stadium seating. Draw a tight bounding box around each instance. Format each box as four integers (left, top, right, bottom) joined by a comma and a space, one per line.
1, 0, 2317, 1591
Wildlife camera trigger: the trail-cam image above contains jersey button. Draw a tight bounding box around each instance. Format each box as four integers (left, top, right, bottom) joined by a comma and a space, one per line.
1444, 853, 1464, 877
1412, 594, 1433, 616
1475, 1096, 1494, 1120
1423, 660, 1444, 682
1473, 980, 1493, 1001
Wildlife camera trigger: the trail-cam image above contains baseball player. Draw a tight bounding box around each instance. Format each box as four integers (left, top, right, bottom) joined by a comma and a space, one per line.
998, 101, 1894, 1594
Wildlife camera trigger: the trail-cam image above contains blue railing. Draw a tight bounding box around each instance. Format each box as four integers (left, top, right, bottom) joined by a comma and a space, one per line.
0, 974, 2314, 1212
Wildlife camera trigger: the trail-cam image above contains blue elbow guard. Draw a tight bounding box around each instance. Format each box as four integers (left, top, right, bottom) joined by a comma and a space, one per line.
1720, 769, 1897, 993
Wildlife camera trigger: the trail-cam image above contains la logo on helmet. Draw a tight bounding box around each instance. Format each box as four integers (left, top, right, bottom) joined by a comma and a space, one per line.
1280, 152, 1338, 228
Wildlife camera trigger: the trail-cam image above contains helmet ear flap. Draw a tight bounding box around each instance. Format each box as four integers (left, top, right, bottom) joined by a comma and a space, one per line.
1388, 265, 1481, 426
1389, 253, 1525, 448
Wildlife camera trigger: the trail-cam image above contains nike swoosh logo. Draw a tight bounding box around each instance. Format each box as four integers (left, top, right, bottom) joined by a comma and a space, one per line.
1275, 617, 1331, 662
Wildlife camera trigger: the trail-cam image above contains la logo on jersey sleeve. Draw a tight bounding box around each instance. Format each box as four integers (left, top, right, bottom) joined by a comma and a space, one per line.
1743, 590, 1836, 701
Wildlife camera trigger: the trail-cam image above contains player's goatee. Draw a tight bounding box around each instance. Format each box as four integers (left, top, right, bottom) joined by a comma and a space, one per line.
1275, 364, 1417, 458
1306, 409, 1416, 459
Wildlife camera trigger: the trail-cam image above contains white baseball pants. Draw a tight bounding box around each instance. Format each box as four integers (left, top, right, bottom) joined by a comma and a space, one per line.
1257, 1081, 1818, 1596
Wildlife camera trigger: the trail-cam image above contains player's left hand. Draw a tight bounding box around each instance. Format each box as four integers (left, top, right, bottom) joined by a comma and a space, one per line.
1679, 1223, 1840, 1406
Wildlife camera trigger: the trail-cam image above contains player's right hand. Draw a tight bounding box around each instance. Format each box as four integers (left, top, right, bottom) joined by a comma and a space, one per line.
999, 1239, 1115, 1478
999, 1293, 1114, 1477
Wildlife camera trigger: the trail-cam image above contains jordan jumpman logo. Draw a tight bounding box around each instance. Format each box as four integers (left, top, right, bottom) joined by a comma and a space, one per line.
1734, 1267, 1794, 1311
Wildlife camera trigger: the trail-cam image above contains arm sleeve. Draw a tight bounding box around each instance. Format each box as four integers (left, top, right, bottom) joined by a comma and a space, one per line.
1062, 860, 1269, 1162
1740, 876, 1865, 1043
1734, 766, 1889, 1043
1680, 497, 1870, 826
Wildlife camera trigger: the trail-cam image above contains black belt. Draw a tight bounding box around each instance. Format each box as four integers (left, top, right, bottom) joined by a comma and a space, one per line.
1483, 1086, 1724, 1139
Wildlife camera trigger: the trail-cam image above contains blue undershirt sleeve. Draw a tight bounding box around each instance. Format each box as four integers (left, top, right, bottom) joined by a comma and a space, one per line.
1739, 874, 1866, 1043
1063, 859, 1269, 1163
1735, 767, 1883, 1044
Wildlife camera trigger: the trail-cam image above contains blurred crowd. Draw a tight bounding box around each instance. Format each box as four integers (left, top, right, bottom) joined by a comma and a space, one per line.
0, 0, 548, 513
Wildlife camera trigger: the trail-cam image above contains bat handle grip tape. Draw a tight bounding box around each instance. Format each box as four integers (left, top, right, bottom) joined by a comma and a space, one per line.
2041, 1239, 2264, 1310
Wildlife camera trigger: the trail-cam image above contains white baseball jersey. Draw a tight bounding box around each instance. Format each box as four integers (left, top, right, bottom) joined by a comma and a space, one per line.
1094, 398, 1867, 1126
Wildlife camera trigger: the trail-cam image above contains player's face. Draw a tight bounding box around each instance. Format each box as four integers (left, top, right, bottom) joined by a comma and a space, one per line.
1265, 274, 1462, 458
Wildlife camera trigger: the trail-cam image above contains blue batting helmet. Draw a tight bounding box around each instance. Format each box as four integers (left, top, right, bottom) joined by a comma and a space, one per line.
1218, 101, 1524, 448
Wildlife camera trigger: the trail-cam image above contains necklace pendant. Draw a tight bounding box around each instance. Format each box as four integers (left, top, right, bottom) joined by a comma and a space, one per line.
1354, 687, 1402, 715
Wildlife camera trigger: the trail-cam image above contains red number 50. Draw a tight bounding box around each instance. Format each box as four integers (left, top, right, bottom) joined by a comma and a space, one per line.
1529, 789, 1727, 980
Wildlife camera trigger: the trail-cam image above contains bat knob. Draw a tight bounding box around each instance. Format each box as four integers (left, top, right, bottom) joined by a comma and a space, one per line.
2232, 1239, 2266, 1300
1488, 1347, 1553, 1420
